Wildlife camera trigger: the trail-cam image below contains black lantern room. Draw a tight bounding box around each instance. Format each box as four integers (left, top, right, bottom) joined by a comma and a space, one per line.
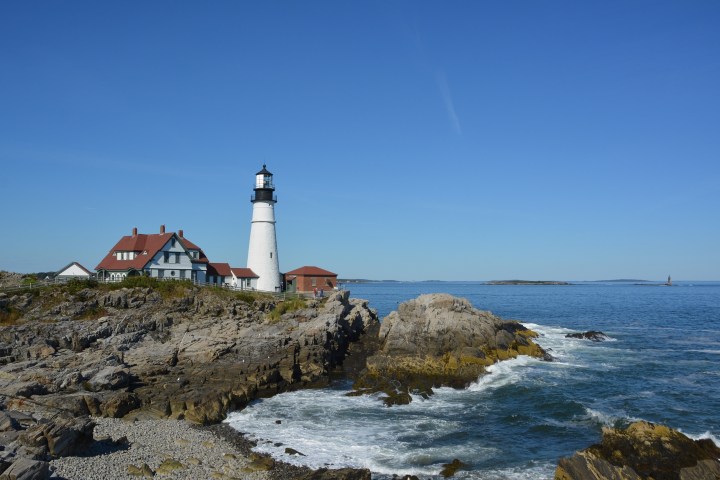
251, 164, 277, 203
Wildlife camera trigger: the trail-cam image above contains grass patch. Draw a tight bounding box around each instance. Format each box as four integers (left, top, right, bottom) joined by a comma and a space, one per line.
0, 307, 22, 325
267, 297, 307, 322
105, 277, 195, 298
203, 286, 272, 304
75, 305, 108, 321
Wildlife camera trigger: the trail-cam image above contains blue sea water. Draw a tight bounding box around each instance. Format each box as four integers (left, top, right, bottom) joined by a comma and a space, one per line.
227, 281, 720, 479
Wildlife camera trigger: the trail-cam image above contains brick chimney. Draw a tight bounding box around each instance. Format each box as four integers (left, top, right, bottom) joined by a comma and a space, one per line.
132, 227, 138, 237
160, 224, 166, 234
178, 229, 184, 238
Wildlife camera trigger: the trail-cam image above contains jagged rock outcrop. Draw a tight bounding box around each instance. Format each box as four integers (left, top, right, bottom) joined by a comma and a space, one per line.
0, 412, 95, 479
352, 294, 549, 405
0, 285, 378, 424
555, 421, 720, 480
0, 282, 378, 477
565, 331, 609, 342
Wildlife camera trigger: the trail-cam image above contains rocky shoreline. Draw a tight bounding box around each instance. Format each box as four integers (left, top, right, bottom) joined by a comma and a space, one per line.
0, 279, 378, 478
1, 276, 719, 479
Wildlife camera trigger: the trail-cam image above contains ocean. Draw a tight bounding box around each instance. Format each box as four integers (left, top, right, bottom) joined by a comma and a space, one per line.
226, 281, 720, 479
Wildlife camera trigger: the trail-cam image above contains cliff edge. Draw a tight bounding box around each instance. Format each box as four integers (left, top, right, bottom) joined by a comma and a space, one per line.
351, 293, 550, 405
0, 281, 378, 424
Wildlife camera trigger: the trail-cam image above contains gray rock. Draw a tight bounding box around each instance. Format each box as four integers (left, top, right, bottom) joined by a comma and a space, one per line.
565, 331, 609, 342
86, 366, 129, 391
43, 416, 95, 457
0, 412, 19, 432
0, 457, 49, 480
3, 382, 48, 399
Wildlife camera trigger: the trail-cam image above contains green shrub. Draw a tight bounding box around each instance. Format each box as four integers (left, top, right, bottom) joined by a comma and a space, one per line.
268, 297, 307, 322
235, 291, 257, 304
109, 277, 195, 298
65, 278, 99, 294
205, 287, 268, 304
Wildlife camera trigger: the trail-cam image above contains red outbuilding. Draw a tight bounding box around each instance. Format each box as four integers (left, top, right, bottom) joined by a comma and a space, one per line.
284, 266, 337, 293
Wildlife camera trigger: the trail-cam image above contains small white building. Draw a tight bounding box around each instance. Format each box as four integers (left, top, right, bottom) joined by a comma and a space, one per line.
204, 263, 259, 290
56, 262, 93, 280
231, 268, 259, 290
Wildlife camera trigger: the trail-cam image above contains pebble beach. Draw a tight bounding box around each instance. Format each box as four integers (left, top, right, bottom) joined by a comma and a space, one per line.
49, 418, 298, 480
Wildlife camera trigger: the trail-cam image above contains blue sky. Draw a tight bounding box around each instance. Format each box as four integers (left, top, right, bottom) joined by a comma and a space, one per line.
1, 1, 718, 280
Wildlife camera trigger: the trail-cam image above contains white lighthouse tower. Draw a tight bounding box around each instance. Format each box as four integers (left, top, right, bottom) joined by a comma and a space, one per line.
247, 165, 281, 292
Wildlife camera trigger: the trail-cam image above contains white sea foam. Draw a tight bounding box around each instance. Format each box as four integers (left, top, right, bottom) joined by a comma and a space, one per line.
467, 356, 537, 392
683, 430, 720, 447
226, 388, 492, 476
520, 322, 585, 360
582, 407, 641, 427
479, 462, 555, 480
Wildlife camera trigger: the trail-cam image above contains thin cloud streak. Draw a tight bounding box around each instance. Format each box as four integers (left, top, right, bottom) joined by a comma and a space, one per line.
436, 70, 462, 135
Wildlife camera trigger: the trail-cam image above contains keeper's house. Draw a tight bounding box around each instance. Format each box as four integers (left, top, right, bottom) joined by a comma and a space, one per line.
95, 226, 259, 290
284, 266, 337, 293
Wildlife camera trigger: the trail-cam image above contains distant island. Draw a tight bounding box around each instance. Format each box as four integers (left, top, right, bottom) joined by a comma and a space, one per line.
591, 279, 650, 283
486, 280, 571, 285
338, 279, 400, 284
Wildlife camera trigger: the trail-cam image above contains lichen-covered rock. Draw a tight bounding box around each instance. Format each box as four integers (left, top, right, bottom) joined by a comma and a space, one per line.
555, 421, 720, 480
353, 294, 549, 405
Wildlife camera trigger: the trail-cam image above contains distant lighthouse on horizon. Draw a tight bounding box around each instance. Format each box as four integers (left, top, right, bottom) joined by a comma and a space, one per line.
247, 165, 281, 292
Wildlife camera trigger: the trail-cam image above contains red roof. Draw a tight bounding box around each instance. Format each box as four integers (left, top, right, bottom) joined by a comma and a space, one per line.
284, 266, 337, 277
231, 267, 258, 278
207, 262, 232, 277
95, 231, 209, 272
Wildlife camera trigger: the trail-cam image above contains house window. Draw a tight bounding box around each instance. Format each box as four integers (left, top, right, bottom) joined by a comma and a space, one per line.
311, 277, 317, 287
175, 252, 180, 263
270, 252, 272, 258
171, 238, 176, 247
